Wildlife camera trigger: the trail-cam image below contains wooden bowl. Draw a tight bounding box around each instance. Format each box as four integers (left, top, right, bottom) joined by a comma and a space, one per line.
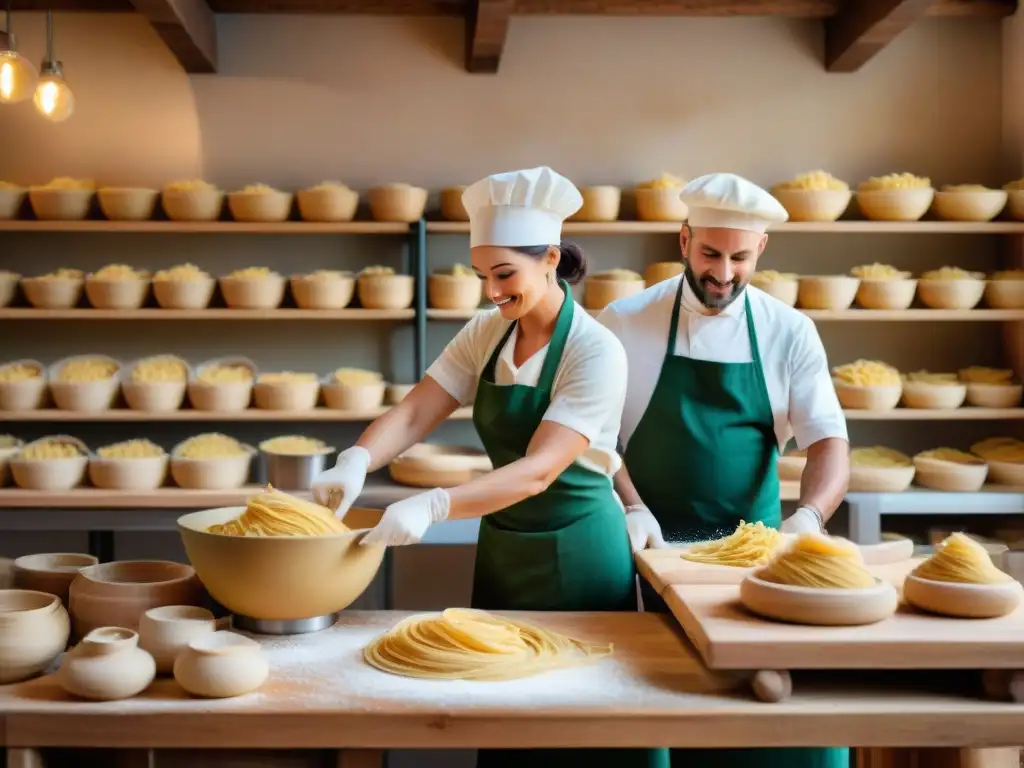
161, 188, 224, 222
177, 506, 385, 621
290, 272, 356, 310
987, 459, 1024, 486
253, 378, 320, 411
296, 186, 358, 222
97, 188, 159, 221
855, 278, 917, 310
848, 464, 915, 493
227, 190, 293, 223
389, 443, 492, 487
965, 383, 1023, 408
439, 187, 468, 221
635, 187, 688, 222
833, 381, 902, 411
0, 187, 26, 220
1006, 189, 1024, 220
152, 276, 216, 310
20, 275, 83, 309
770, 189, 851, 222
985, 279, 1024, 309
570, 186, 621, 222
219, 274, 287, 310
368, 185, 427, 223
644, 262, 683, 287
12, 553, 98, 607
88, 455, 169, 491
28, 188, 94, 221
932, 190, 1008, 222
583, 276, 645, 310
855, 188, 934, 222
912, 455, 988, 492
901, 381, 967, 410
903, 574, 1022, 619
322, 380, 386, 411
917, 278, 985, 310
797, 276, 859, 310
84, 274, 151, 310
0, 590, 70, 685
357, 274, 414, 310
428, 274, 482, 310
68, 560, 205, 641
753, 278, 798, 307
739, 573, 899, 626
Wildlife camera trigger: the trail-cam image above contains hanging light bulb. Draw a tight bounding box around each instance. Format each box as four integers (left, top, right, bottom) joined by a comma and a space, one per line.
0, 1, 38, 104
33, 10, 73, 122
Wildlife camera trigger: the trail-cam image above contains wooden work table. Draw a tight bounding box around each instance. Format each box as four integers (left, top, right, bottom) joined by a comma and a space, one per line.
0, 611, 1022, 761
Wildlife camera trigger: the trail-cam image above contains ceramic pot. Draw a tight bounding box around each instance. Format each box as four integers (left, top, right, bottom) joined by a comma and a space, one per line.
139, 604, 217, 675
12, 553, 98, 607
68, 560, 206, 641
174, 630, 269, 698
58, 626, 156, 700
0, 589, 71, 684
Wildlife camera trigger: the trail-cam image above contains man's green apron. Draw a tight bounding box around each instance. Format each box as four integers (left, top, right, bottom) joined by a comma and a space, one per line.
471, 281, 668, 768
623, 278, 848, 768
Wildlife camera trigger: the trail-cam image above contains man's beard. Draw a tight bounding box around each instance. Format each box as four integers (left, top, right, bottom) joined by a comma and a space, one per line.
684, 261, 745, 310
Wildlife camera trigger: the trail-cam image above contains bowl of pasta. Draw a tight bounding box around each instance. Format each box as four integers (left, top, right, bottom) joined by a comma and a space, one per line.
912, 448, 988, 492
917, 267, 986, 310
848, 446, 915, 493
900, 371, 967, 410
797, 275, 859, 311
902, 533, 1022, 619
850, 263, 917, 310
931, 185, 1007, 222
88, 438, 168, 491
831, 359, 903, 411
854, 174, 934, 222
985, 270, 1024, 309
177, 488, 385, 621
970, 437, 1024, 486
750, 271, 799, 307
771, 172, 852, 222
738, 533, 899, 626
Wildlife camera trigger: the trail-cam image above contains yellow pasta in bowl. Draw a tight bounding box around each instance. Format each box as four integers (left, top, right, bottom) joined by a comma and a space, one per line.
985, 269, 1024, 309
0, 358, 47, 411
219, 267, 287, 310
97, 186, 159, 221
635, 173, 688, 222
958, 366, 1023, 408
28, 177, 96, 220
848, 446, 915, 493
253, 371, 320, 411
771, 171, 851, 222
367, 183, 428, 223
0, 269, 18, 307
290, 269, 356, 310
152, 263, 216, 310
322, 367, 387, 411
932, 184, 1008, 222
170, 432, 255, 490
0, 181, 26, 220
750, 270, 799, 307
739, 533, 899, 626
187, 357, 257, 413
850, 263, 916, 310
357, 265, 414, 310
971, 437, 1024, 486
47, 355, 121, 412
20, 268, 84, 309
913, 447, 988, 492
161, 179, 224, 222
85, 263, 151, 310
89, 438, 168, 491
917, 266, 986, 310
227, 183, 294, 223
429, 264, 483, 311
296, 181, 359, 222
904, 532, 1022, 618
831, 359, 902, 410
796, 275, 859, 310
9, 434, 90, 491
855, 173, 934, 222
121, 354, 190, 413
207, 485, 347, 537
899, 370, 966, 410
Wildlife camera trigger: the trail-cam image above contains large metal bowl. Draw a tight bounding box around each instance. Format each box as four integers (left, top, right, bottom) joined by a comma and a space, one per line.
176, 506, 384, 621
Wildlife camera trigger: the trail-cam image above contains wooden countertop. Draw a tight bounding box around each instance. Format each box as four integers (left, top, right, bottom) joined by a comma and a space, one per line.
1, 611, 1022, 750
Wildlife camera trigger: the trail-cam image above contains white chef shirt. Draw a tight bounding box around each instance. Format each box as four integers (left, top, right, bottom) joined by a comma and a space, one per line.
426, 303, 628, 477
597, 275, 848, 453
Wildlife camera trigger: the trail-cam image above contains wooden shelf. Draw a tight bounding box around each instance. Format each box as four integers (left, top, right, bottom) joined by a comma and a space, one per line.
0, 308, 415, 321
427, 220, 1024, 235
0, 407, 476, 421
0, 406, 1015, 421
429, 308, 1024, 322
0, 220, 410, 234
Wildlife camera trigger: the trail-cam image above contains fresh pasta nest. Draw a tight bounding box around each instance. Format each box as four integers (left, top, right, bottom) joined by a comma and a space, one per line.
363, 608, 613, 681
759, 532, 874, 589
680, 520, 783, 568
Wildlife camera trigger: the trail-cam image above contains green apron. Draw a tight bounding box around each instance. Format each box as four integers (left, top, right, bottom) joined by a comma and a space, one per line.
623, 278, 849, 768
471, 281, 668, 768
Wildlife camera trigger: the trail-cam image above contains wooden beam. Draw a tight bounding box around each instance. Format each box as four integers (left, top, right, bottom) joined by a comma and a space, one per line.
127, 0, 218, 73
824, 0, 940, 73
465, 0, 513, 74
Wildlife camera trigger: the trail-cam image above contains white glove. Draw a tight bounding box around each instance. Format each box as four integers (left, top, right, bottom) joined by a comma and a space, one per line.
361, 487, 450, 547
781, 506, 823, 534
625, 504, 668, 552
311, 446, 371, 519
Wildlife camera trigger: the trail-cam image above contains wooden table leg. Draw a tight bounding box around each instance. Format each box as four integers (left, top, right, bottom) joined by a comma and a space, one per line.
856, 747, 1021, 768
750, 669, 792, 702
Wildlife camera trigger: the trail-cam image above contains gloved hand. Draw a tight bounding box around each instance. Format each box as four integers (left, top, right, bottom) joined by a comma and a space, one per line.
361, 488, 450, 547
311, 446, 371, 520
625, 504, 668, 552
781, 506, 823, 534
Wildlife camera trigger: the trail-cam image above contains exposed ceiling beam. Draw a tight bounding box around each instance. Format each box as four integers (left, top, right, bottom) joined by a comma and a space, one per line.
825, 0, 941, 73
127, 0, 217, 73
465, 0, 512, 73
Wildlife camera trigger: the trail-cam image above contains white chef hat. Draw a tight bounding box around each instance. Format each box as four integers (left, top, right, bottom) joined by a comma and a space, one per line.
679, 172, 788, 234
462, 166, 584, 248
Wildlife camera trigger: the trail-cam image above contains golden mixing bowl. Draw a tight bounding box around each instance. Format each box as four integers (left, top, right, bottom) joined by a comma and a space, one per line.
177, 506, 385, 621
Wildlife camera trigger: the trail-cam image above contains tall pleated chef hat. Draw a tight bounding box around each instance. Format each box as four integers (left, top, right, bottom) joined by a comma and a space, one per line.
679, 172, 789, 234
462, 166, 584, 248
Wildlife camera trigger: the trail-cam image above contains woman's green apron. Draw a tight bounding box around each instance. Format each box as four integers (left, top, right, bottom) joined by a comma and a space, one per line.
471, 281, 668, 768
623, 277, 849, 768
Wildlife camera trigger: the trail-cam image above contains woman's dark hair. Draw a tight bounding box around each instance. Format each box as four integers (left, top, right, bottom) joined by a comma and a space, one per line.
509, 240, 587, 285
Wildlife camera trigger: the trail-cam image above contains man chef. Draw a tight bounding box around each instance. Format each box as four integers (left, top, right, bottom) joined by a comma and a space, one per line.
598, 171, 850, 767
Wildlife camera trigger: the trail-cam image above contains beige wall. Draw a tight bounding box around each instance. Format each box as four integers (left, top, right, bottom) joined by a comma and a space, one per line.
0, 13, 1015, 564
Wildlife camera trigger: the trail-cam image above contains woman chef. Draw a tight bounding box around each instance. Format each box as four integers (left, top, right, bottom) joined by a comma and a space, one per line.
597, 172, 850, 768
312, 166, 668, 768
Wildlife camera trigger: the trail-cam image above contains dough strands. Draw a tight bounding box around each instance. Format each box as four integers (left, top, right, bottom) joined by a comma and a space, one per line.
760, 532, 875, 589
681, 520, 783, 567
207, 485, 349, 537
363, 608, 613, 681
913, 532, 1012, 584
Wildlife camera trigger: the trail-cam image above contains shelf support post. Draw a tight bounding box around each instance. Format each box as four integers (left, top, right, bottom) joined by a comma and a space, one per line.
413, 218, 427, 380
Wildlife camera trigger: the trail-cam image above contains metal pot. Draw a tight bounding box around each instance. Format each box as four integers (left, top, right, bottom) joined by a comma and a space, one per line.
259, 450, 333, 491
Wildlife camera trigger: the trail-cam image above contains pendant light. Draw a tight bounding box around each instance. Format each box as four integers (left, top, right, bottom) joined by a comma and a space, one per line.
33, 9, 73, 122
0, 0, 38, 104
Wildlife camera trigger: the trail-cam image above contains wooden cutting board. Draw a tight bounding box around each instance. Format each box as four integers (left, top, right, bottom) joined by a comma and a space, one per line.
637, 539, 917, 595
663, 580, 1024, 671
